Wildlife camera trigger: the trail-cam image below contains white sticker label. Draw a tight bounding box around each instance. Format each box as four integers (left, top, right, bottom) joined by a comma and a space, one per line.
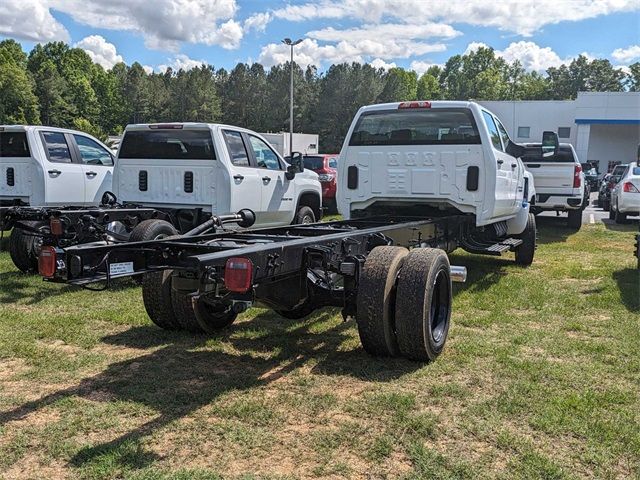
109, 261, 134, 276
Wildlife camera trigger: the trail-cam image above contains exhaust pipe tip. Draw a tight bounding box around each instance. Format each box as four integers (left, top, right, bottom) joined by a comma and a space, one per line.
450, 265, 467, 283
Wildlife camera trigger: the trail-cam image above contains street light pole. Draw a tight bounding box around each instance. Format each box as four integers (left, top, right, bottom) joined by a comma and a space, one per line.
282, 38, 302, 158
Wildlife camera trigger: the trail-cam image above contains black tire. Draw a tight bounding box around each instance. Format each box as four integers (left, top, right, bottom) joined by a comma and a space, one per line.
614, 203, 628, 224
515, 213, 536, 266
325, 198, 338, 215
130, 219, 178, 242
356, 246, 408, 357
395, 248, 452, 362
604, 198, 611, 213
8, 222, 45, 273
609, 204, 615, 220
193, 300, 238, 333
597, 197, 603, 209
170, 289, 205, 333
9, 228, 35, 272
294, 206, 315, 225
567, 209, 582, 230
141, 270, 181, 330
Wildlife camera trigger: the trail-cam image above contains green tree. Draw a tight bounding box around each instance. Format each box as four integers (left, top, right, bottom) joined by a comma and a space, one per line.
0, 41, 39, 124
626, 62, 640, 91
377, 68, 418, 102
416, 73, 441, 100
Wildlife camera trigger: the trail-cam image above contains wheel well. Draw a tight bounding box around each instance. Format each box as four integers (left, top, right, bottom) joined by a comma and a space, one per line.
297, 192, 322, 220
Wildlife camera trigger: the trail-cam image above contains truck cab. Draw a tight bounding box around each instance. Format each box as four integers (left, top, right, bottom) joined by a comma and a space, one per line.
336, 101, 535, 235
114, 123, 322, 229
0, 126, 114, 214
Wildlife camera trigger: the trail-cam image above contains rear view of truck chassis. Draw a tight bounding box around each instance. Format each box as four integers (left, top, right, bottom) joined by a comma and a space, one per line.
39, 212, 534, 362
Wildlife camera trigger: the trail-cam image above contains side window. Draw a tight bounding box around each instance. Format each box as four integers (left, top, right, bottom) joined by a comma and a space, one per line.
73, 135, 113, 166
495, 118, 511, 151
222, 130, 250, 167
248, 136, 281, 170
482, 111, 503, 152
42, 132, 73, 163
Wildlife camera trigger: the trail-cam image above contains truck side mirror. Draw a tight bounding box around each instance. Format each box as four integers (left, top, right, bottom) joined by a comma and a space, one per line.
541, 131, 559, 158
286, 152, 304, 180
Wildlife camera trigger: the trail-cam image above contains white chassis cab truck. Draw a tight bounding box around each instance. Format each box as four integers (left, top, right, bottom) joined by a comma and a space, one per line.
521, 139, 586, 230
1, 125, 114, 271
37, 101, 542, 364
337, 101, 537, 255
3, 123, 322, 272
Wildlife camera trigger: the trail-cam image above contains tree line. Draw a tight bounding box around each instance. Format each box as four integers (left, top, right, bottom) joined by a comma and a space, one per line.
1, 39, 638, 152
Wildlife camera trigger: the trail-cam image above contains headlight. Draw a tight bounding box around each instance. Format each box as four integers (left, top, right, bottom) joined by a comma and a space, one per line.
318, 174, 335, 182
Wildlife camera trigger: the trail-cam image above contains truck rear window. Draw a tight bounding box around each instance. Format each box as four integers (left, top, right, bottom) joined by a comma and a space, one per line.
349, 108, 481, 146
0, 132, 30, 157
303, 156, 325, 170
119, 130, 216, 160
521, 145, 576, 163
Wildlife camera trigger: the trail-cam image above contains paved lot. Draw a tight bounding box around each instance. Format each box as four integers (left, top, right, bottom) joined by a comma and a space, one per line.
538, 192, 639, 228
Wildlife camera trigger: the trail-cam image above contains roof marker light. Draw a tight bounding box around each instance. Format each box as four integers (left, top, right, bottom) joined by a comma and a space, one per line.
149, 124, 183, 129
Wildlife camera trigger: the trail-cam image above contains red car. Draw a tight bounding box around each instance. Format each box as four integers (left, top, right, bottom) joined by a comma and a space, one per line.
302, 154, 339, 213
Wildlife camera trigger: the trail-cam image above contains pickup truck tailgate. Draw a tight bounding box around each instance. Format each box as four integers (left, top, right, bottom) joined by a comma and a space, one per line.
524, 161, 575, 191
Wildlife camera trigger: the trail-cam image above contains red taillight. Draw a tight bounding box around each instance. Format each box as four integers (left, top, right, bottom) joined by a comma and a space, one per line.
573, 164, 582, 188
39, 246, 57, 278
623, 181, 640, 193
398, 101, 431, 109
149, 124, 183, 129
224, 257, 253, 293
50, 218, 63, 236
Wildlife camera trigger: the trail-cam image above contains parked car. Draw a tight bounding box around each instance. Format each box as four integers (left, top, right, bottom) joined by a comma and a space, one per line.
0, 125, 114, 212
598, 165, 627, 211
288, 154, 339, 213
584, 166, 599, 190
610, 162, 640, 223
3, 122, 323, 272
522, 142, 585, 230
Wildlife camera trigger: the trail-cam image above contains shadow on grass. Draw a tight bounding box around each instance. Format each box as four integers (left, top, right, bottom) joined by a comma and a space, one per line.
449, 252, 512, 296
602, 218, 640, 232
0, 272, 139, 305
613, 268, 640, 312
534, 215, 577, 244
0, 309, 422, 473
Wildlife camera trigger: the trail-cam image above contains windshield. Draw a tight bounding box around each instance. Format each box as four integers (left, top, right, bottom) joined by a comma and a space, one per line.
349, 108, 480, 146
302, 156, 325, 170
0, 132, 30, 157
119, 129, 216, 160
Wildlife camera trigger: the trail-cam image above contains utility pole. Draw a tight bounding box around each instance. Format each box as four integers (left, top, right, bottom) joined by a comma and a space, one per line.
282, 38, 302, 157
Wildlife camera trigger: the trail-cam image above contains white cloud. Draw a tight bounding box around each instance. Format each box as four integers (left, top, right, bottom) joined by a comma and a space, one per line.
48, 0, 242, 51
259, 22, 453, 69
271, 0, 639, 36
410, 61, 443, 76
243, 12, 271, 32
74, 35, 123, 69
157, 53, 206, 72
0, 0, 69, 42
612, 44, 640, 64
370, 58, 396, 70
142, 65, 154, 74
462, 40, 571, 72
498, 41, 568, 72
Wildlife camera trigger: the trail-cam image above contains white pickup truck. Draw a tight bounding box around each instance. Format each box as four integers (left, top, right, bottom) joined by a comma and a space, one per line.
0, 125, 114, 211
3, 123, 322, 272
337, 101, 538, 263
521, 140, 585, 230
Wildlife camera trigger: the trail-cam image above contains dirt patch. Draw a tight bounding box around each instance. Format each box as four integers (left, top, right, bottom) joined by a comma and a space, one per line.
2, 455, 69, 480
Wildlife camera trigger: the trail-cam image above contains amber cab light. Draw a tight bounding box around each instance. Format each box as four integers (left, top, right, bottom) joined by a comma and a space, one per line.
224, 257, 253, 293
39, 246, 57, 278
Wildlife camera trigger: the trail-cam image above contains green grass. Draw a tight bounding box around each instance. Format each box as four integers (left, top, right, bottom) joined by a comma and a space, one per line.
0, 218, 638, 479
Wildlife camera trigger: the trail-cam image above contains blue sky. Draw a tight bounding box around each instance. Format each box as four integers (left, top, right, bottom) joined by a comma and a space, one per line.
1, 1, 639, 74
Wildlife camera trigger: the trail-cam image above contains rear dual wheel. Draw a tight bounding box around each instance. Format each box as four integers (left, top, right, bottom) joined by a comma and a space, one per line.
8, 222, 46, 273
355, 246, 452, 362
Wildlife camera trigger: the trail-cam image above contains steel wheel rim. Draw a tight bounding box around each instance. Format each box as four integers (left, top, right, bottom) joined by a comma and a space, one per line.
429, 269, 450, 346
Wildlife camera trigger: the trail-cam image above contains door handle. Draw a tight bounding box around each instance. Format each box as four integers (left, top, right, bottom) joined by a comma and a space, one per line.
48, 169, 61, 175
262, 176, 271, 183
85, 171, 97, 177
511, 163, 517, 168
233, 174, 244, 181
497, 159, 504, 166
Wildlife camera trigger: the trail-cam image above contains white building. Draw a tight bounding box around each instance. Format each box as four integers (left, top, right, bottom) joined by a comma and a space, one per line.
480, 92, 640, 173
260, 132, 319, 157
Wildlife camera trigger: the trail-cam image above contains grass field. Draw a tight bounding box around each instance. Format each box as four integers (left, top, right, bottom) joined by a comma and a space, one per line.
0, 218, 638, 479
